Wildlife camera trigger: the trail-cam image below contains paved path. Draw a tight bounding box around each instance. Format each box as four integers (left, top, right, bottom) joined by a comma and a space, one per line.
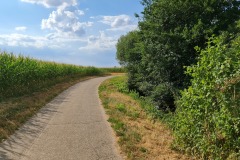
0, 77, 122, 160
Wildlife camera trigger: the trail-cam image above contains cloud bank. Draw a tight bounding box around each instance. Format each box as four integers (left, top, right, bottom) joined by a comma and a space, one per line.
41, 8, 93, 37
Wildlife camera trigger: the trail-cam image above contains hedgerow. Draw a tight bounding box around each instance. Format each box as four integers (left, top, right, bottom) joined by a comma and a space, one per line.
173, 34, 240, 159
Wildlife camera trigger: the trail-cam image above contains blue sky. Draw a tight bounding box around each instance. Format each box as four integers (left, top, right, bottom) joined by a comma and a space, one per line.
0, 0, 143, 67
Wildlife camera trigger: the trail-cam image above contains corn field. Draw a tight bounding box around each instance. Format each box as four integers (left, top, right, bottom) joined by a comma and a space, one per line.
0, 52, 105, 101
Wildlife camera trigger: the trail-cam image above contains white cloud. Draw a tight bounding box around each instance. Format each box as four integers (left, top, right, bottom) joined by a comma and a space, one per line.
0, 34, 47, 48
15, 26, 27, 31
21, 0, 77, 9
41, 8, 92, 37
79, 31, 118, 53
0, 32, 89, 50
100, 15, 133, 28
107, 25, 138, 32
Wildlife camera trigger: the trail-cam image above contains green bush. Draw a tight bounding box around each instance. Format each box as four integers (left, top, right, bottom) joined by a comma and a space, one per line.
173, 34, 240, 159
117, 0, 240, 110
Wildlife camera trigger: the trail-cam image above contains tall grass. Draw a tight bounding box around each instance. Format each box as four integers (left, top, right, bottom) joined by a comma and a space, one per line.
0, 52, 105, 101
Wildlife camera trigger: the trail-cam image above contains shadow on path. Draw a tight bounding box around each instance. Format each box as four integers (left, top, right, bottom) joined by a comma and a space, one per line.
0, 90, 70, 160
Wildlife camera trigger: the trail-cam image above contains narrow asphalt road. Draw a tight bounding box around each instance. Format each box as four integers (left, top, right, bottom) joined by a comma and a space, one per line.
0, 77, 122, 160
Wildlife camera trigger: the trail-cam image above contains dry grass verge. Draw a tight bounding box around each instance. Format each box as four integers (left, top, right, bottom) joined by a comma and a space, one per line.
99, 76, 193, 160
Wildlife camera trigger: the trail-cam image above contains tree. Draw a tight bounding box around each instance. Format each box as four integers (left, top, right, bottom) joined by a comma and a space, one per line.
116, 30, 145, 91
131, 0, 240, 110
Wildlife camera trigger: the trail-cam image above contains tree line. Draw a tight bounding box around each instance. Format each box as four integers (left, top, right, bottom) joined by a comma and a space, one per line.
116, 0, 240, 159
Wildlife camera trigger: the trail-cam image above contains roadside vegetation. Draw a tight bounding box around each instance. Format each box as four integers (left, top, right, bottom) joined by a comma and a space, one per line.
173, 34, 240, 159
116, 0, 240, 159
0, 52, 117, 142
99, 76, 192, 160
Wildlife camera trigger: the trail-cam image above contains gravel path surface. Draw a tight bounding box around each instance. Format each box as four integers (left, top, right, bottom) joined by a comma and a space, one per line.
0, 77, 122, 160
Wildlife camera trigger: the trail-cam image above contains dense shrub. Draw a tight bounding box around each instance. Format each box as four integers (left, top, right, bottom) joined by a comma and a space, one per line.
116, 31, 145, 92
117, 0, 240, 110
173, 34, 240, 159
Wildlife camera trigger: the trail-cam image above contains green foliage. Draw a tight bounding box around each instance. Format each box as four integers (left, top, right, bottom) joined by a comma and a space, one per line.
114, 76, 173, 122
140, 0, 240, 110
116, 0, 240, 158
116, 31, 143, 66
0, 52, 104, 101
116, 103, 127, 113
173, 34, 240, 159
116, 30, 146, 92
108, 117, 126, 136
117, 0, 240, 110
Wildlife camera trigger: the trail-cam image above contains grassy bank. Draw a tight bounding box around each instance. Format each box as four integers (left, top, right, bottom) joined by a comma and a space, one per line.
99, 76, 192, 160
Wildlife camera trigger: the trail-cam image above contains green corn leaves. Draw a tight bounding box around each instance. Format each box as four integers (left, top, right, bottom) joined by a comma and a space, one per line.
0, 52, 104, 101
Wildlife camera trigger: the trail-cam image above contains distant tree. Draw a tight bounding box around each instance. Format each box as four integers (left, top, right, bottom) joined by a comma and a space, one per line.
116, 30, 145, 91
